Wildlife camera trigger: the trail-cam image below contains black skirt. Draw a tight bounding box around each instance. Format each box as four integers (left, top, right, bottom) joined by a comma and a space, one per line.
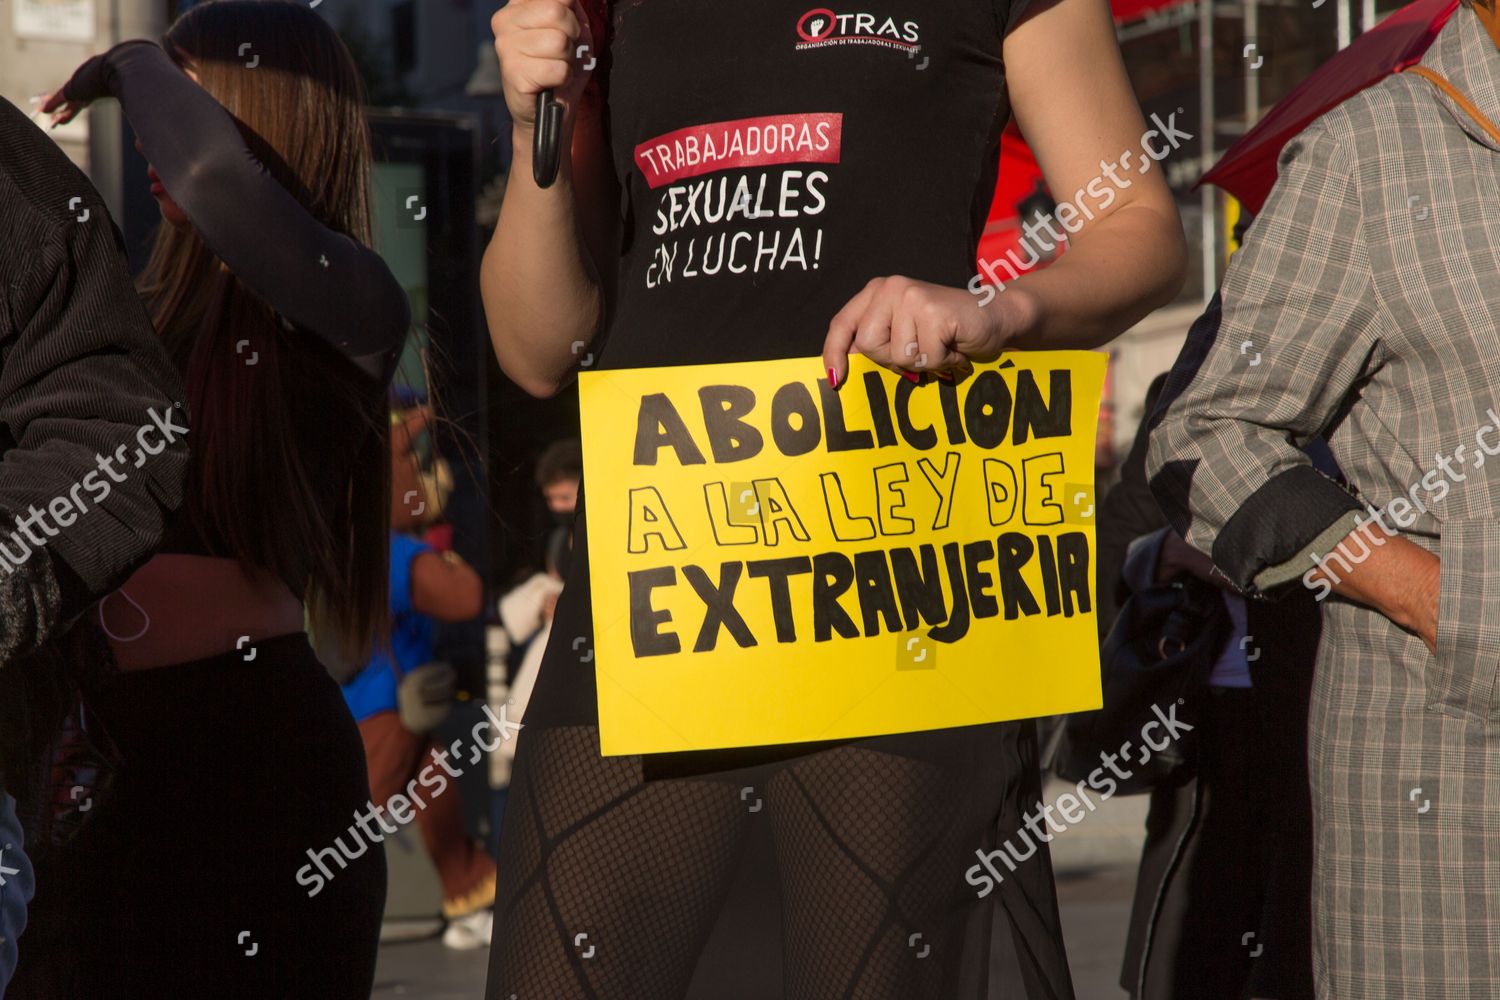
12, 633, 386, 999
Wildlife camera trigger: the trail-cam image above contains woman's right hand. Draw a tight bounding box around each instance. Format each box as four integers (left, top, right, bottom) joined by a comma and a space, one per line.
39, 46, 129, 125
491, 0, 596, 134
37, 91, 86, 128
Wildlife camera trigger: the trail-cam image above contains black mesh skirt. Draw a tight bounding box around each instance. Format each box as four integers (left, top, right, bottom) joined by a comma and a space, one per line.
486, 504, 1076, 1000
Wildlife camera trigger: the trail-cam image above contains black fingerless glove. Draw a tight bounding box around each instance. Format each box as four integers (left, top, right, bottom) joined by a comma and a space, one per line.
61, 40, 162, 105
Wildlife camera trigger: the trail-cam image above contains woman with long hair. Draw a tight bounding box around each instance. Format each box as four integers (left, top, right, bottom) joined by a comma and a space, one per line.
482, 0, 1186, 997
0, 92, 190, 998
15, 2, 409, 996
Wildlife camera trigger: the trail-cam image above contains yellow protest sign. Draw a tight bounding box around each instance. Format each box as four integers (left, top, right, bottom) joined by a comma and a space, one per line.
578, 352, 1106, 756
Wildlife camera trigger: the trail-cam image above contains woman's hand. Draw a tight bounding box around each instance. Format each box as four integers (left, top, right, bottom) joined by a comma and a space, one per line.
38, 90, 87, 128
39, 47, 115, 127
491, 0, 595, 133
821, 276, 1039, 388
481, 0, 615, 398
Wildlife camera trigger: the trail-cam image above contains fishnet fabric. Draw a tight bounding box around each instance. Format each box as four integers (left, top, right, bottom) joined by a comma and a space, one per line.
488, 728, 998, 1000
769, 747, 971, 1000
489, 727, 748, 1000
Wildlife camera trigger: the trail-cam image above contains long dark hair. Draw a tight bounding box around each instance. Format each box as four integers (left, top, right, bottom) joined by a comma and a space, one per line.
136, 0, 393, 663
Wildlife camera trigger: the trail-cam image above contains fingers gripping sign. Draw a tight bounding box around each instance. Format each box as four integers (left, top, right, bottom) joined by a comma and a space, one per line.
822, 276, 1022, 390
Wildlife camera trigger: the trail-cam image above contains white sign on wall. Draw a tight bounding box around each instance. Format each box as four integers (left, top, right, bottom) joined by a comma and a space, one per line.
14, 0, 96, 43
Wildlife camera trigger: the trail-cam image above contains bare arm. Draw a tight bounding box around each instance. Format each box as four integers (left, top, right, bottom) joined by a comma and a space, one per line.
1001, 0, 1187, 348
410, 550, 484, 622
1309, 534, 1439, 653
822, 0, 1185, 383
482, 0, 619, 398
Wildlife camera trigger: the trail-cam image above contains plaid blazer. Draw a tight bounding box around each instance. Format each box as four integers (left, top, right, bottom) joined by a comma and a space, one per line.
1146, 8, 1500, 997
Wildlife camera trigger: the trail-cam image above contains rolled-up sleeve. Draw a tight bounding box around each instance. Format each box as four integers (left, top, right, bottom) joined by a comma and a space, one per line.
1146, 121, 1384, 595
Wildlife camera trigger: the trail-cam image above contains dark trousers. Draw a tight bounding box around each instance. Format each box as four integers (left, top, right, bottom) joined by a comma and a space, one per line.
11, 635, 387, 999
1122, 686, 1315, 1000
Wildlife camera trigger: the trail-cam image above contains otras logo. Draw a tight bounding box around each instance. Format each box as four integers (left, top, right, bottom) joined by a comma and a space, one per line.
795, 8, 921, 53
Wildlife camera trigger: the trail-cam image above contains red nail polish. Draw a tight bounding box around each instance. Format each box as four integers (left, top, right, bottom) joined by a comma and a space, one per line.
936, 371, 955, 382
827, 367, 839, 389
902, 370, 922, 384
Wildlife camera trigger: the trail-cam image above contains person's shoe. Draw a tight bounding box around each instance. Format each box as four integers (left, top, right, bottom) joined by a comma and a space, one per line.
441, 875, 497, 921
442, 909, 494, 950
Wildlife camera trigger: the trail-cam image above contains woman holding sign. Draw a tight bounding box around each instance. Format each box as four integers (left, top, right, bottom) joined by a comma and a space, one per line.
483, 0, 1185, 996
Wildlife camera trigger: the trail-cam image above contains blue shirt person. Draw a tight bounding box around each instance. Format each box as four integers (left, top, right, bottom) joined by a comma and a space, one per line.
342, 532, 436, 723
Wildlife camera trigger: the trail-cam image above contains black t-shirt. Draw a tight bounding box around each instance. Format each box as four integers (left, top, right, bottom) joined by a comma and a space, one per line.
535, 0, 1034, 732
595, 0, 1031, 368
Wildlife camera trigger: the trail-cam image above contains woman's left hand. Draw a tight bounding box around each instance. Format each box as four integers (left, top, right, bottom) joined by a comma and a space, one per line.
821, 275, 1037, 389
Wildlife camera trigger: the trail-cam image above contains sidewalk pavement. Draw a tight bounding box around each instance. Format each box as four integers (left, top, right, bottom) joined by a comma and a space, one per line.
1042, 774, 1150, 873
1044, 775, 1149, 1000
